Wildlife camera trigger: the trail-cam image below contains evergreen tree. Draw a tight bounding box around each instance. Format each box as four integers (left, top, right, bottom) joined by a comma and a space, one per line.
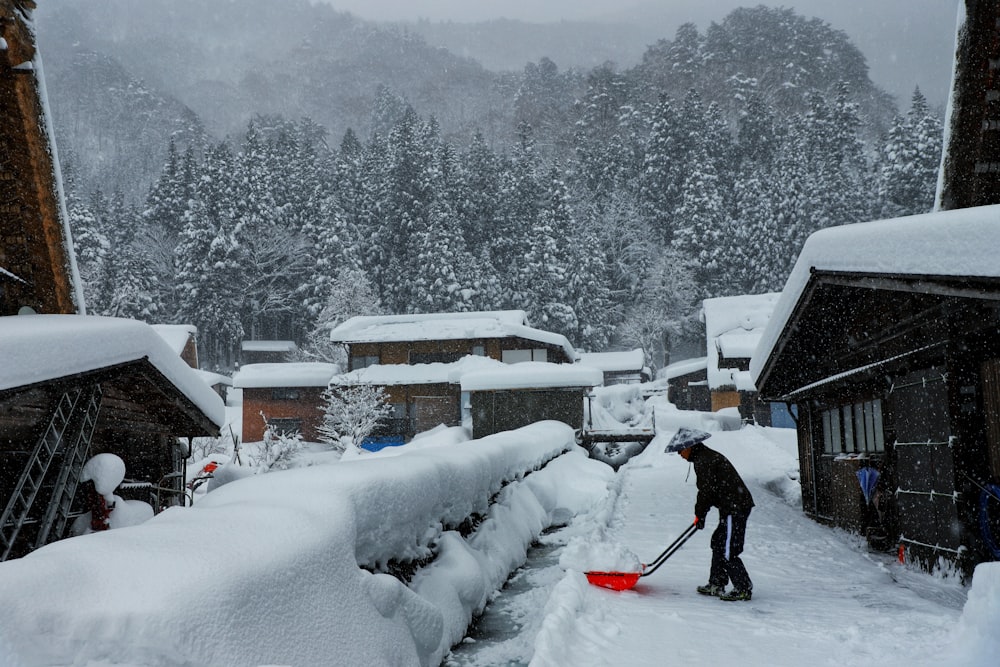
101, 194, 160, 321
618, 248, 699, 371
493, 122, 542, 306
573, 63, 631, 211
671, 141, 728, 294
410, 199, 477, 313
64, 165, 107, 313
521, 165, 578, 338
876, 88, 942, 217
639, 95, 680, 245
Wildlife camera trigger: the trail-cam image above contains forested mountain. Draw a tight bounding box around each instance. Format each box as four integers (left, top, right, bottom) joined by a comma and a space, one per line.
37, 0, 509, 198
39, 3, 943, 371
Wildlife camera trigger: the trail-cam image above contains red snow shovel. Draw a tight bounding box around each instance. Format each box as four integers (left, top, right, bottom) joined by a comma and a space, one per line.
585, 519, 700, 591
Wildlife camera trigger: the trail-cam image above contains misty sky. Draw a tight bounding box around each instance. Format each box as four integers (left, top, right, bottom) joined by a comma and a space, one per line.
313, 0, 958, 108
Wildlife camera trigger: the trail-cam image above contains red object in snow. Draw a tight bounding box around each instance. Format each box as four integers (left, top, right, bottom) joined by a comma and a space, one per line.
85, 483, 112, 532
202, 461, 219, 475
585, 570, 642, 591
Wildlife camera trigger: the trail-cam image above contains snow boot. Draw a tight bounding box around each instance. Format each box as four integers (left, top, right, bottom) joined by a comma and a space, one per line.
720, 589, 752, 602
697, 584, 724, 597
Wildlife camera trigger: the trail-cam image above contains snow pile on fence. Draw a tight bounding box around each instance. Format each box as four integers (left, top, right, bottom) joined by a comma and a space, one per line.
0, 421, 613, 667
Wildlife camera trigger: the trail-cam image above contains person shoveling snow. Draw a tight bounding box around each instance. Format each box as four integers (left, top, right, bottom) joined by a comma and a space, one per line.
665, 427, 755, 602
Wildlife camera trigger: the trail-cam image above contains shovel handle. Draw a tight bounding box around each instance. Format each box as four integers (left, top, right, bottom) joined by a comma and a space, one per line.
640, 521, 699, 577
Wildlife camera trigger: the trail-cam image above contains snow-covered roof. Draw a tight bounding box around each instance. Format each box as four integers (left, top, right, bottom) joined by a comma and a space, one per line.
659, 356, 708, 381
33, 22, 88, 315
461, 362, 604, 392
241, 340, 297, 353
232, 363, 337, 389
717, 330, 761, 359
577, 349, 645, 373
329, 310, 578, 361
702, 293, 779, 391
330, 355, 505, 387
0, 314, 225, 427
151, 324, 196, 356
193, 368, 232, 388
752, 204, 1000, 384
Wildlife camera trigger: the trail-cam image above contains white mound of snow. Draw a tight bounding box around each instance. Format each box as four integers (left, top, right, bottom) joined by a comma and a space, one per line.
559, 537, 642, 573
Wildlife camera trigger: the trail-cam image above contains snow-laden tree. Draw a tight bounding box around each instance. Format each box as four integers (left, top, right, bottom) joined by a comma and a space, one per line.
639, 94, 680, 245
410, 199, 478, 313
66, 185, 107, 312
100, 194, 160, 321
175, 142, 244, 366
492, 122, 542, 305
573, 62, 631, 211
618, 248, 700, 371
521, 165, 578, 338
876, 88, 943, 218
462, 131, 502, 251
297, 267, 383, 366
671, 141, 729, 295
318, 382, 392, 456
514, 57, 577, 154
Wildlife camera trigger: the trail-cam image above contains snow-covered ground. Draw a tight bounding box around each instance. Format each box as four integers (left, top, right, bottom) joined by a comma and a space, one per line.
1, 394, 998, 666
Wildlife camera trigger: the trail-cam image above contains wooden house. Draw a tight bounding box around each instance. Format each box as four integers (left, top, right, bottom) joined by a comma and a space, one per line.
702, 293, 780, 424
660, 357, 711, 412
233, 363, 337, 443
329, 310, 578, 370
0, 4, 223, 560
0, 0, 85, 317
577, 349, 650, 386
329, 355, 505, 446
752, 206, 1000, 572
241, 340, 298, 365
461, 363, 604, 440
937, 0, 1000, 211
153, 324, 199, 369
0, 315, 224, 560
325, 311, 579, 442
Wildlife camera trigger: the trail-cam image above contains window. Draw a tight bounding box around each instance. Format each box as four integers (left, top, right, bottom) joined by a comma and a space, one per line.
821, 399, 885, 454
471, 345, 485, 357
409, 351, 462, 365
271, 388, 301, 400
350, 354, 379, 371
501, 348, 548, 363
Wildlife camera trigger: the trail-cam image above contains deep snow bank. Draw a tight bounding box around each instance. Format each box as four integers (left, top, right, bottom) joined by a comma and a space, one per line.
0, 422, 614, 667
945, 562, 1000, 666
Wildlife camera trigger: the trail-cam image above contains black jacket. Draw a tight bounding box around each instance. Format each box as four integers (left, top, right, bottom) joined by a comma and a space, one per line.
688, 443, 754, 519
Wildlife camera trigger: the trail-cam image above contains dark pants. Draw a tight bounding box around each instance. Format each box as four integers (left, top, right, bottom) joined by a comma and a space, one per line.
708, 510, 752, 592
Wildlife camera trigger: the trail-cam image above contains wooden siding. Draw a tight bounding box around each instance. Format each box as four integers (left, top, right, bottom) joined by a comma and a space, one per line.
242, 386, 326, 443
470, 388, 585, 440
347, 336, 573, 368
939, 0, 1000, 210
711, 390, 740, 412
981, 358, 1000, 480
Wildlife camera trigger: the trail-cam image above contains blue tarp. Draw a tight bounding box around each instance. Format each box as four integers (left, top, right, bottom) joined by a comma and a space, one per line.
360, 435, 406, 452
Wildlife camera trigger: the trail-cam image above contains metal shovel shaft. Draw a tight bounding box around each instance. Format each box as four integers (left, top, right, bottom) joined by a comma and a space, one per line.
640, 520, 699, 577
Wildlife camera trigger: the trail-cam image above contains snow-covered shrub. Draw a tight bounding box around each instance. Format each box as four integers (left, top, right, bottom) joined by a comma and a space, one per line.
255, 420, 304, 471
318, 382, 392, 455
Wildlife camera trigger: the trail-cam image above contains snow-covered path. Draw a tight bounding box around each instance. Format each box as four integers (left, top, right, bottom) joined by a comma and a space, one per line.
530, 427, 967, 667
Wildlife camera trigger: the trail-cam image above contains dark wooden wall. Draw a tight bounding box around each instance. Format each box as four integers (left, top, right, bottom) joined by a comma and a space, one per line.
939, 0, 1000, 210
